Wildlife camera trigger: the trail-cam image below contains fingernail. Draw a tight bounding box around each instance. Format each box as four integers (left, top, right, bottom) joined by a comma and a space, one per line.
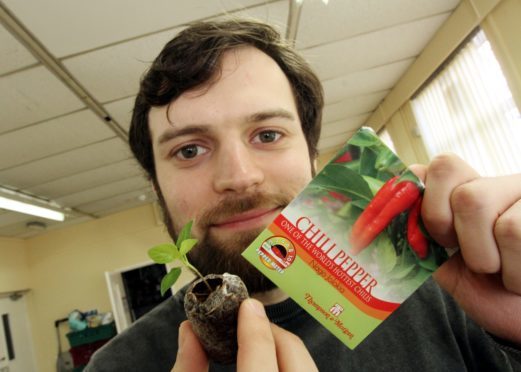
246, 298, 267, 318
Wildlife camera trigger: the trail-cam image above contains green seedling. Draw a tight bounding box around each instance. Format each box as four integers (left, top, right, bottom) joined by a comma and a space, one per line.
150, 221, 249, 365
148, 220, 209, 295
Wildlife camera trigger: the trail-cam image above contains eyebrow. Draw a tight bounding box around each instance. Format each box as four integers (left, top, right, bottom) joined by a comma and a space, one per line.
156, 108, 296, 145
246, 109, 296, 123
157, 125, 209, 145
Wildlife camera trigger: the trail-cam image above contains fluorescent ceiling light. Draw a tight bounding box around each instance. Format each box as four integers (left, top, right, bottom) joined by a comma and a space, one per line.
0, 196, 65, 221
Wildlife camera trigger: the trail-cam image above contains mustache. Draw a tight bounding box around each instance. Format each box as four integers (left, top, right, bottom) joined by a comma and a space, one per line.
197, 192, 292, 228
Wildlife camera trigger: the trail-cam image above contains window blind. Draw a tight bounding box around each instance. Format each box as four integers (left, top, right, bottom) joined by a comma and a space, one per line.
411, 29, 521, 176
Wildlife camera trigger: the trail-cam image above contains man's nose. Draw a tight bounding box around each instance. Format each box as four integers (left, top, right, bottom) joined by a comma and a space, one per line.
212, 143, 264, 193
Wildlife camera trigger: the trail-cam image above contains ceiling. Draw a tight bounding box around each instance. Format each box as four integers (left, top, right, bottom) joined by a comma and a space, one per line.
0, 0, 460, 239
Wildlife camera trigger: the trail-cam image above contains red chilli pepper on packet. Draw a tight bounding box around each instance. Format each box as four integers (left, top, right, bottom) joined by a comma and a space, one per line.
407, 197, 429, 259
350, 176, 421, 255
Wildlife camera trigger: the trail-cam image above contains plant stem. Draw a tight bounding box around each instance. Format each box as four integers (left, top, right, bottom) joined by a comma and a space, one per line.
187, 262, 213, 292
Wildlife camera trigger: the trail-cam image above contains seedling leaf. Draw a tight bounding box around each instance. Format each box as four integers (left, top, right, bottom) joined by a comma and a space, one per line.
160, 267, 182, 296
176, 220, 193, 247
180, 238, 198, 256
150, 219, 212, 295
148, 243, 179, 264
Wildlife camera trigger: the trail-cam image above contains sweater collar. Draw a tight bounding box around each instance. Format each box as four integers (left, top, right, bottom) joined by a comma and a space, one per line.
265, 296, 305, 324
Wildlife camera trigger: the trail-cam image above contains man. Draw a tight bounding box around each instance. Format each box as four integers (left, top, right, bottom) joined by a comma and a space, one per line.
87, 19, 521, 371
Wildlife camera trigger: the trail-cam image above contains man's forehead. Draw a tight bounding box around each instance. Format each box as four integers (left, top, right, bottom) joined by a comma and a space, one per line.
177, 46, 276, 98
148, 104, 170, 132
147, 46, 296, 139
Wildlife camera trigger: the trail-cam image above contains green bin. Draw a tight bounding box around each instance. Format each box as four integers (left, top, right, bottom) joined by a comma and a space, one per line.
66, 322, 116, 348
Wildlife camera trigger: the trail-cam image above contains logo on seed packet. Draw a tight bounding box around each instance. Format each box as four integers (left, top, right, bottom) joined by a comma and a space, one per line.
257, 236, 296, 272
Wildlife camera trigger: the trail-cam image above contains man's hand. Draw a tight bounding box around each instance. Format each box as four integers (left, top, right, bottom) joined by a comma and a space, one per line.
411, 154, 521, 344
172, 298, 318, 371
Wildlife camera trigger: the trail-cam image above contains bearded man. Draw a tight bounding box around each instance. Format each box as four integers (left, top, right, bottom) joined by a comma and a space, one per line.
86, 19, 521, 372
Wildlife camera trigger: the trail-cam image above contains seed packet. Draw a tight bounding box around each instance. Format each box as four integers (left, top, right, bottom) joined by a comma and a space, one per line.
242, 127, 454, 349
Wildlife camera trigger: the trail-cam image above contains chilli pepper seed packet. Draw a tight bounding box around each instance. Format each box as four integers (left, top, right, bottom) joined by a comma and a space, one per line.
242, 127, 455, 349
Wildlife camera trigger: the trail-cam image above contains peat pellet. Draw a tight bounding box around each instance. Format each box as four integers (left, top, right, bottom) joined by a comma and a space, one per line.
184, 273, 249, 365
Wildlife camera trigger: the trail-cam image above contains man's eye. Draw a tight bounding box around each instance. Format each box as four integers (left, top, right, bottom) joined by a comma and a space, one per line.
174, 144, 207, 160
254, 130, 281, 144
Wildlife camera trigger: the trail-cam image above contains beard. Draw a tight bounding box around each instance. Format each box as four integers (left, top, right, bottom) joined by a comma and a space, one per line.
155, 186, 293, 294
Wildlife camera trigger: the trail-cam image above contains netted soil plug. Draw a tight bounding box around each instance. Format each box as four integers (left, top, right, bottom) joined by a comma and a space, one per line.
184, 273, 249, 364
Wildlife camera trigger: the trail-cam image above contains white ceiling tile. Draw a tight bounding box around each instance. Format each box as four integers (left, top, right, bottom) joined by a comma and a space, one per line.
322, 58, 414, 104
16, 217, 94, 239
83, 189, 156, 217
56, 176, 149, 207
31, 159, 144, 199
0, 23, 38, 75
63, 0, 289, 104
0, 66, 84, 133
0, 110, 115, 169
301, 13, 451, 80
63, 31, 179, 103
318, 133, 352, 151
0, 215, 93, 239
319, 131, 359, 155
105, 97, 136, 132
321, 113, 370, 138
0, 212, 58, 237
295, 0, 460, 48
3, 0, 270, 57
0, 210, 35, 227
323, 91, 388, 124
216, 0, 288, 35
0, 138, 131, 189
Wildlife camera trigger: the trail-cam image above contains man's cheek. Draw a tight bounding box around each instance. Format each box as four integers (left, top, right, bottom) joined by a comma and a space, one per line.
176, 197, 207, 237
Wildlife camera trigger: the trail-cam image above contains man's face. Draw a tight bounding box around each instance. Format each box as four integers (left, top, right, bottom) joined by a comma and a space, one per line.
148, 46, 313, 292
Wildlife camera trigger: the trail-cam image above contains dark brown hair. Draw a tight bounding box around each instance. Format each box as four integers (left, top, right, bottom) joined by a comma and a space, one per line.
129, 18, 324, 180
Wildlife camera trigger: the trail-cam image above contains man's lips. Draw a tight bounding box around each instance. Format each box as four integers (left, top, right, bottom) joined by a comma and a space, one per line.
211, 207, 281, 230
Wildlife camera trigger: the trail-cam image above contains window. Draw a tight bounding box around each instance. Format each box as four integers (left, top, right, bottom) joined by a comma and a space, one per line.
378, 127, 397, 154
411, 29, 521, 176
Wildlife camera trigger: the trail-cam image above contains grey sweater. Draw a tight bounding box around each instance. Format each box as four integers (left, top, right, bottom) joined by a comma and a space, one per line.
86, 278, 521, 371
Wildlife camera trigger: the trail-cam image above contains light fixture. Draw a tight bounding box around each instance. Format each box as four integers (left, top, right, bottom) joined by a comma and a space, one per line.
0, 187, 65, 221
0, 196, 65, 221
286, 0, 304, 43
